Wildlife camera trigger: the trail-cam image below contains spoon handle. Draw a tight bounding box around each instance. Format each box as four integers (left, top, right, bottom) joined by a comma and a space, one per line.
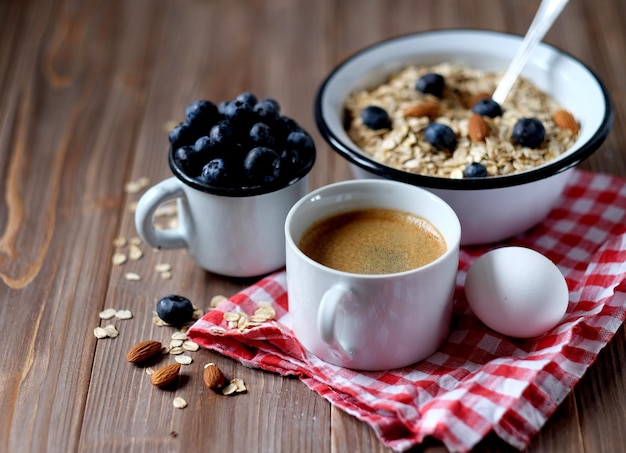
491, 0, 570, 105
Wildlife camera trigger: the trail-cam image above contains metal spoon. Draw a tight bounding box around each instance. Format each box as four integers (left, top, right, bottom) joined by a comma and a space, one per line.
491, 0, 570, 105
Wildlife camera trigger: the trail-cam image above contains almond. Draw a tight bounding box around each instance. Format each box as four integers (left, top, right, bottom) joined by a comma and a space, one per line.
466, 91, 492, 109
468, 113, 490, 142
403, 101, 440, 119
150, 363, 181, 388
126, 340, 162, 363
553, 109, 579, 134
203, 363, 226, 391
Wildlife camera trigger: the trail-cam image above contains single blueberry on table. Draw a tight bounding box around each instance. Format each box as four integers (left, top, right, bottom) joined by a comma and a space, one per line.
360, 106, 391, 130
471, 98, 502, 118
156, 295, 194, 326
244, 147, 281, 184
512, 118, 545, 148
424, 122, 457, 151
463, 162, 488, 178
416, 73, 445, 98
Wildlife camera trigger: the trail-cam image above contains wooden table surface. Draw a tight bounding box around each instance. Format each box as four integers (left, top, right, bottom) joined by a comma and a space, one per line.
1, 0, 625, 451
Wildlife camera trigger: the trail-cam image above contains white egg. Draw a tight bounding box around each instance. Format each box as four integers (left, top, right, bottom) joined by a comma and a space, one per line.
464, 246, 569, 338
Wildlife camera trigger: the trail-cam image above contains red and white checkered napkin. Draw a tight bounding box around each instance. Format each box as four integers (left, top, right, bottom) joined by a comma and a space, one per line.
188, 170, 626, 452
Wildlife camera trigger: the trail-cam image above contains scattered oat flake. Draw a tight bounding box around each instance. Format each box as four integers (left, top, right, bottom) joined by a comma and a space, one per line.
192, 308, 204, 320
232, 378, 247, 393
169, 346, 184, 355
170, 339, 184, 348
129, 237, 142, 246
112, 252, 127, 266
115, 309, 133, 320
124, 181, 142, 194
128, 201, 138, 213
161, 271, 172, 280
146, 367, 155, 375
210, 295, 227, 308
99, 308, 117, 320
173, 397, 188, 409
224, 312, 240, 322
124, 272, 141, 281
113, 237, 127, 248
155, 263, 172, 273
175, 355, 193, 365
153, 316, 168, 326
93, 327, 109, 339
103, 324, 119, 338
221, 383, 238, 396
171, 332, 188, 341
182, 340, 199, 352
129, 244, 143, 261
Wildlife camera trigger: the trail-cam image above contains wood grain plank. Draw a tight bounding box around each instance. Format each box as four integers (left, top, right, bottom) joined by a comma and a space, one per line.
79, 1, 333, 452
0, 0, 157, 451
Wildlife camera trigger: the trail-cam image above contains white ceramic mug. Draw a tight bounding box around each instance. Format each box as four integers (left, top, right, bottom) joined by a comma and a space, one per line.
135, 175, 309, 278
285, 179, 461, 370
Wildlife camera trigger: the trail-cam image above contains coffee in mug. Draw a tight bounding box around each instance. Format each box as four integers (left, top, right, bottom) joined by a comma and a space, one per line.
297, 208, 446, 274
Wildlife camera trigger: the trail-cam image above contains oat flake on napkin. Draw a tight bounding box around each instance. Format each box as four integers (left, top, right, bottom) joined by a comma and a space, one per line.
188, 170, 626, 452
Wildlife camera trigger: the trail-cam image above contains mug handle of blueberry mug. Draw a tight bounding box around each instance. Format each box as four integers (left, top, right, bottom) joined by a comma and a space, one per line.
134, 177, 189, 250
318, 285, 353, 355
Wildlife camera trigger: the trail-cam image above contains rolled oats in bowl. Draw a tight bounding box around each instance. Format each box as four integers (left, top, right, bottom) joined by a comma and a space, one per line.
344, 63, 580, 179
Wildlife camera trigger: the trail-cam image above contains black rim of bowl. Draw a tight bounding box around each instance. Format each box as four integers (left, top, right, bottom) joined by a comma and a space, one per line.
314, 30, 614, 191
168, 147, 316, 197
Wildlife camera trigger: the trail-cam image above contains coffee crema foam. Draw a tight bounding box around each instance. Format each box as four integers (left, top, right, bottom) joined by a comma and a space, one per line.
298, 208, 446, 274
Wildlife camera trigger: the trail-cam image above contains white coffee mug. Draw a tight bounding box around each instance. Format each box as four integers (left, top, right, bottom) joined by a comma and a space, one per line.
285, 179, 461, 370
135, 174, 309, 278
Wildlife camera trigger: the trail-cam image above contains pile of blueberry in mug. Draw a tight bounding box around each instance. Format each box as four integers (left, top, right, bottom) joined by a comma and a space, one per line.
169, 92, 315, 191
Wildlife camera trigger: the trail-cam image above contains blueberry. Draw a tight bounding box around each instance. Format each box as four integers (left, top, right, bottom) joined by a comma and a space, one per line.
244, 147, 281, 185
185, 100, 219, 130
223, 99, 254, 126
173, 145, 205, 176
512, 118, 545, 148
424, 122, 457, 151
200, 157, 231, 185
286, 131, 314, 154
156, 295, 194, 326
249, 122, 276, 148
194, 135, 212, 152
463, 162, 488, 178
253, 98, 280, 124
416, 73, 445, 98
280, 148, 300, 172
168, 122, 196, 149
217, 101, 230, 115
471, 98, 502, 118
275, 115, 302, 137
360, 106, 391, 130
235, 91, 258, 107
209, 120, 236, 148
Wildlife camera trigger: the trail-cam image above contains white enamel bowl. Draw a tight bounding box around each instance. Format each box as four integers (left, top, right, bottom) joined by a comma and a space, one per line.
315, 30, 613, 245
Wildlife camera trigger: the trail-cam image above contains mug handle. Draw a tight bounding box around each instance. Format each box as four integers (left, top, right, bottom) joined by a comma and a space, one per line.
318, 285, 352, 353
134, 177, 189, 250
